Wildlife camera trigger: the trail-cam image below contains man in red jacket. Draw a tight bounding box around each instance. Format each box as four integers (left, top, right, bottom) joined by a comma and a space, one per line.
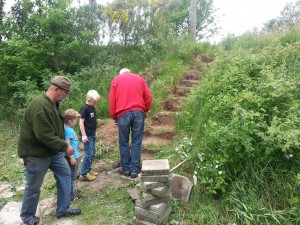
109, 68, 152, 178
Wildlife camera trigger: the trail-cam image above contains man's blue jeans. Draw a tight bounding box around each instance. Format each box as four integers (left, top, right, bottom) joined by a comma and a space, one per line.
20, 152, 71, 222
80, 136, 96, 175
117, 110, 144, 173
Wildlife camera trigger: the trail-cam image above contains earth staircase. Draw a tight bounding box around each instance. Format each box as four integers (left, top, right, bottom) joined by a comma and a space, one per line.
141, 56, 205, 158
97, 55, 212, 165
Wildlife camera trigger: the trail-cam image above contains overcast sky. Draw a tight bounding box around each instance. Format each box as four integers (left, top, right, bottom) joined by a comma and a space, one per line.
4, 0, 297, 42
213, 0, 297, 42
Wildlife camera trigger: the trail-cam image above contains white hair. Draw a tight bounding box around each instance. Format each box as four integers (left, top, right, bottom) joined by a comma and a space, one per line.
119, 68, 130, 74
87, 90, 100, 101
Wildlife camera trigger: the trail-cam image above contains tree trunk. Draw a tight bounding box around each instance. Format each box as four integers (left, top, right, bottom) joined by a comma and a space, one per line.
190, 0, 197, 41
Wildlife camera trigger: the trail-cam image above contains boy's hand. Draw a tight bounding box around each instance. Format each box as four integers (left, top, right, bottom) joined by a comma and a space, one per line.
82, 135, 88, 143
66, 145, 74, 156
70, 157, 76, 165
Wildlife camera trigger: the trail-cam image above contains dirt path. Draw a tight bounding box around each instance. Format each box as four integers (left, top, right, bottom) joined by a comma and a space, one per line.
93, 55, 211, 179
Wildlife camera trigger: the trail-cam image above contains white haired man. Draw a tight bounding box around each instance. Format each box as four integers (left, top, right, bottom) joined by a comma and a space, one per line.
109, 68, 152, 178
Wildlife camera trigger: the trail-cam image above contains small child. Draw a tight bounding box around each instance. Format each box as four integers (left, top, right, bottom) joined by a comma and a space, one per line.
64, 109, 82, 201
79, 90, 101, 181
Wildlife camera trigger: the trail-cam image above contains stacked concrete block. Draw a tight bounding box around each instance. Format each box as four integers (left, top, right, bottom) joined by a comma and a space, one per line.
134, 159, 172, 225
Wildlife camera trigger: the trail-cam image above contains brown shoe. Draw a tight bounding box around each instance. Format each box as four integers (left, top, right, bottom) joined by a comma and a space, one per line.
89, 171, 98, 176
81, 173, 96, 181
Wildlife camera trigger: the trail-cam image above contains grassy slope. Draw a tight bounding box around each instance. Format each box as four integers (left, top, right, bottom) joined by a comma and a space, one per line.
1, 29, 300, 224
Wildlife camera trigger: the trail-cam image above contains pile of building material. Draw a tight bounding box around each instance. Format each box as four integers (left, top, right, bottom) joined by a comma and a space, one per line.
134, 159, 172, 225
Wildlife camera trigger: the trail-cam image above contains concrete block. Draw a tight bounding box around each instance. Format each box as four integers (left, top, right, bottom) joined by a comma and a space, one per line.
140, 175, 170, 183
147, 202, 170, 214
170, 174, 193, 202
138, 191, 158, 202
135, 205, 172, 220
148, 186, 170, 197
135, 205, 171, 224
128, 187, 138, 200
136, 196, 171, 208
135, 199, 171, 210
137, 184, 170, 197
133, 216, 156, 225
140, 181, 169, 190
142, 160, 170, 176
134, 216, 170, 225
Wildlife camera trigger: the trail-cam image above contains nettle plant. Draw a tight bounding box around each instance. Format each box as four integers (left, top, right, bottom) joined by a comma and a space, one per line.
176, 136, 227, 194
175, 136, 193, 161
193, 150, 227, 194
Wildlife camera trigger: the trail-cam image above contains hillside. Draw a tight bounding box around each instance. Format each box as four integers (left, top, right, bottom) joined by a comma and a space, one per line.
0, 55, 211, 225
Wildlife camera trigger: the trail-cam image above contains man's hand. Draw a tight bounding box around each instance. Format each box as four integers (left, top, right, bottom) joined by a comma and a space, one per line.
66, 145, 74, 156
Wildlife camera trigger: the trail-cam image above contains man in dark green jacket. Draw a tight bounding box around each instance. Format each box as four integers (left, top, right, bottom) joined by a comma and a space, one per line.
18, 76, 81, 225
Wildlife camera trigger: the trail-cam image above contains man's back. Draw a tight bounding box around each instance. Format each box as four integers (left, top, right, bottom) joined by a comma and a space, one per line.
109, 71, 152, 120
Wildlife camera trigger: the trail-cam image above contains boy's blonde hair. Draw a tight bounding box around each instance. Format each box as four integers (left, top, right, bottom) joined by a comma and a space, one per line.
64, 109, 80, 123
86, 90, 100, 102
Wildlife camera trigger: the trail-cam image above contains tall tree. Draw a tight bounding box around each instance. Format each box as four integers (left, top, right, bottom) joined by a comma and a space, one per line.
264, 0, 300, 31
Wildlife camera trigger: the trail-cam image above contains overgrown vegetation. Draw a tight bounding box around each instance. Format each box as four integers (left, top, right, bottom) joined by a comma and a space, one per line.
175, 27, 300, 224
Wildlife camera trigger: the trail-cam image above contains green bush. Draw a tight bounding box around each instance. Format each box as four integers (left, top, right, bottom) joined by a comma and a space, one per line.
177, 39, 300, 195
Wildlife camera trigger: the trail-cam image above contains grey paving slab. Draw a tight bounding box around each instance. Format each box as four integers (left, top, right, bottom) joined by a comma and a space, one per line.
141, 160, 170, 176
135, 199, 171, 210
148, 186, 170, 197
140, 181, 169, 190
135, 205, 172, 220
147, 202, 170, 214
128, 187, 139, 200
135, 205, 171, 225
140, 175, 170, 183
133, 216, 156, 225
136, 196, 171, 208
138, 191, 158, 202
137, 184, 170, 197
170, 174, 193, 202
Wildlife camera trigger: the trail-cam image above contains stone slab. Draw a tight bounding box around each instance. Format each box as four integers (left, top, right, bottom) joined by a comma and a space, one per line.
148, 186, 170, 197
107, 167, 137, 182
128, 187, 139, 200
135, 205, 172, 220
136, 196, 171, 208
140, 175, 170, 183
138, 191, 158, 202
135, 200, 171, 211
135, 205, 171, 224
137, 184, 170, 197
134, 216, 170, 225
133, 216, 156, 225
170, 174, 193, 202
0, 201, 23, 225
141, 160, 170, 176
140, 181, 169, 190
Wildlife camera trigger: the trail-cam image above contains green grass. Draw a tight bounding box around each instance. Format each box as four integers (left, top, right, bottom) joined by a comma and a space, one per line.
40, 184, 135, 225
0, 121, 24, 186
